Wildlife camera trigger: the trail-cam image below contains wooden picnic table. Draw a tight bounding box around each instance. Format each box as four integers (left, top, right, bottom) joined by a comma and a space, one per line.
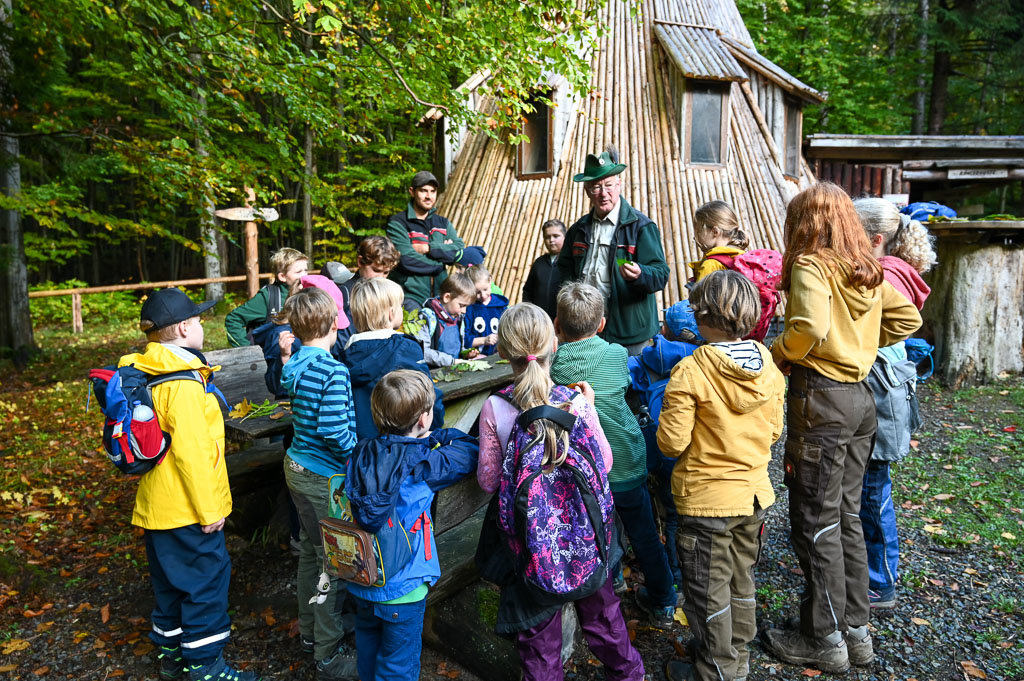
204, 346, 513, 442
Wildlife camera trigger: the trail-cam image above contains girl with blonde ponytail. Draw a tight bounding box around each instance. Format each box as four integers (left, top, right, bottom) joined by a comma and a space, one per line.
475, 302, 645, 681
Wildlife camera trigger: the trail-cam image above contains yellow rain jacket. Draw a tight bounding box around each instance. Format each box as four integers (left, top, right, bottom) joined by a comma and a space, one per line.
657, 342, 785, 517
771, 256, 922, 382
119, 343, 232, 529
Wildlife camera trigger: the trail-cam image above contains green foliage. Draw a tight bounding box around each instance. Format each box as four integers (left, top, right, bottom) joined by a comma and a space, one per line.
28, 280, 141, 327
736, 0, 1024, 135
7, 0, 605, 280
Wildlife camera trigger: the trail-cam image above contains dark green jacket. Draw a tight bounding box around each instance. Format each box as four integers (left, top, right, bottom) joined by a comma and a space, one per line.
386, 203, 464, 306
224, 282, 290, 347
558, 198, 670, 346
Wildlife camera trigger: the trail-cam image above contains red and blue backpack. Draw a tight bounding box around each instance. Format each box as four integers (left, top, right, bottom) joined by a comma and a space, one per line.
87, 365, 222, 475
495, 385, 614, 601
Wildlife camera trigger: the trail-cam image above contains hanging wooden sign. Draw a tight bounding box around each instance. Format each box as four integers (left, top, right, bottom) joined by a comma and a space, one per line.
948, 168, 1009, 180
213, 206, 280, 222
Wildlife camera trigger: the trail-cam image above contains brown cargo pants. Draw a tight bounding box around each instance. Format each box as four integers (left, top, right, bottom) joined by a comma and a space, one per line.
784, 365, 876, 640
676, 505, 767, 681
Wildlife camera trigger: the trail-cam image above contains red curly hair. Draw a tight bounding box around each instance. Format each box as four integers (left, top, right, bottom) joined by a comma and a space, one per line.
779, 182, 883, 291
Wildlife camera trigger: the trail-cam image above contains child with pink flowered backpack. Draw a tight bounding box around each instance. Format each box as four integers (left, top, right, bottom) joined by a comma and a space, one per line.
474, 302, 645, 681
689, 200, 782, 342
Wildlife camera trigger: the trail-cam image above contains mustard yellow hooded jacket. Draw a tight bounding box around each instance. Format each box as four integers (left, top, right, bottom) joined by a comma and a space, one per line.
771, 256, 922, 382
119, 342, 232, 529
656, 343, 785, 517
688, 245, 745, 282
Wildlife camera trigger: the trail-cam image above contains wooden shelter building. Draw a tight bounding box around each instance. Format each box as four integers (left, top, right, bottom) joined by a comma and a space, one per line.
429, 0, 823, 304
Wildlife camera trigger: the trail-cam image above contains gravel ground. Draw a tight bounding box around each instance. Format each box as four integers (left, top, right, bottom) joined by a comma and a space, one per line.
1, 379, 1020, 680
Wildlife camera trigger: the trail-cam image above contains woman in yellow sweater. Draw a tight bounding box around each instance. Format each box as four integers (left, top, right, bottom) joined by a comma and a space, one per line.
762, 184, 921, 674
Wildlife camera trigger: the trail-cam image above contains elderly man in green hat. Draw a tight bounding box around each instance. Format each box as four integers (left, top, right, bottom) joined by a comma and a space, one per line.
557, 149, 670, 354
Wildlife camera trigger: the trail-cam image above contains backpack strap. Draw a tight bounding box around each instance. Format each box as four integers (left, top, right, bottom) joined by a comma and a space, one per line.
706, 253, 735, 269
147, 369, 227, 407
516, 405, 577, 432
266, 284, 283, 322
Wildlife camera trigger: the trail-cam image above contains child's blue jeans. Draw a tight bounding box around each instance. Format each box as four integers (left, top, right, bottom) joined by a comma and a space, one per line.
860, 460, 900, 591
353, 595, 426, 681
612, 483, 677, 609
642, 421, 682, 587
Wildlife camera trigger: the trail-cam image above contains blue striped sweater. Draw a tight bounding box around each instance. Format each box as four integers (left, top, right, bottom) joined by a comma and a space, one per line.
281, 345, 357, 478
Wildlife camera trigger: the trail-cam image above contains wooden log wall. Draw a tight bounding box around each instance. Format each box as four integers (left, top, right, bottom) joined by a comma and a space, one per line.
811, 160, 908, 197
440, 0, 815, 307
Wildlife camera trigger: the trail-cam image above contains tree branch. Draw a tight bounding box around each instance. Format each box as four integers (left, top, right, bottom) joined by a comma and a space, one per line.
352, 29, 450, 114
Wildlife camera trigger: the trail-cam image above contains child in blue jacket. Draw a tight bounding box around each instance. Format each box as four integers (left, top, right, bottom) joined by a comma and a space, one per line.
627, 300, 701, 587
343, 277, 444, 440
345, 370, 478, 681
462, 264, 508, 356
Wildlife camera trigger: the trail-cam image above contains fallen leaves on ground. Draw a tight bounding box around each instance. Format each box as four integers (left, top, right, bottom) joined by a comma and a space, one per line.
960, 660, 988, 678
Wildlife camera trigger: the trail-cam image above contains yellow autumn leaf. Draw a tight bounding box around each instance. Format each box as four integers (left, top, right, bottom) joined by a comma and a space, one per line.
228, 398, 253, 419
1, 639, 30, 654
910, 617, 931, 626
923, 524, 946, 535
1000, 532, 1016, 540
673, 608, 688, 626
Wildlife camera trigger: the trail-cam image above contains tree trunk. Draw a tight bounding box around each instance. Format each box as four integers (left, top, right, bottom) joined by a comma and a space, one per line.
912, 0, 929, 134
923, 240, 1024, 386
0, 0, 35, 359
303, 124, 314, 257
190, 0, 223, 301
927, 27, 951, 134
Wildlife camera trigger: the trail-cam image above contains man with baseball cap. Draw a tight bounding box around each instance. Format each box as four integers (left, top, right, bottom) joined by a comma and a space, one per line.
386, 170, 466, 309
558, 147, 670, 355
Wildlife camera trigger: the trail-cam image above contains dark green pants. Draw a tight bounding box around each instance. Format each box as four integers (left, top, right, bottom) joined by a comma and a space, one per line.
676, 506, 766, 681
784, 365, 875, 639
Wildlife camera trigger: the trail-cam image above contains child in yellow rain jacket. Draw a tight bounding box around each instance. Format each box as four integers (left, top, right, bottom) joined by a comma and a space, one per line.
689, 201, 749, 282
124, 287, 259, 681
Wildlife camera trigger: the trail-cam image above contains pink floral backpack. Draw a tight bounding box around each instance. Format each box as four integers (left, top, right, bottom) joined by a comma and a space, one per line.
707, 249, 783, 342
495, 385, 614, 601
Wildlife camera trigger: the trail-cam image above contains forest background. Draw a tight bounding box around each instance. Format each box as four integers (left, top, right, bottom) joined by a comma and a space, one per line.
1, 0, 1022, 355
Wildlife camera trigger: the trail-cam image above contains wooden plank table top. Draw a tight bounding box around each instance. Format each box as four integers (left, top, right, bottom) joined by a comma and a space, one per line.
208, 346, 514, 442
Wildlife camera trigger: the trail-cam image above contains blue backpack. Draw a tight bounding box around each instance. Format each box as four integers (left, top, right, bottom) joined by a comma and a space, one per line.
901, 202, 956, 223
87, 365, 220, 475
904, 338, 934, 381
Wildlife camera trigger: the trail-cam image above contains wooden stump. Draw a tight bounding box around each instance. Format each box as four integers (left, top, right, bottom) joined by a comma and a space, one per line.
924, 241, 1024, 386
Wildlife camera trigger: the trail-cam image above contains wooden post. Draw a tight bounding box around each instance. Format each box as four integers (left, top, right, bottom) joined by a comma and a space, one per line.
71, 292, 83, 334
244, 186, 259, 299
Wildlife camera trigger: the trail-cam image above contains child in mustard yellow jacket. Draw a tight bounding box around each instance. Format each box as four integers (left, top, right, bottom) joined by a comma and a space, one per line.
689, 201, 749, 282
657, 271, 785, 681
125, 288, 259, 681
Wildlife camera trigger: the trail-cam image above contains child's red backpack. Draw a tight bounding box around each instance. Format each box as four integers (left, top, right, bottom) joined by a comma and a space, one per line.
706, 250, 783, 342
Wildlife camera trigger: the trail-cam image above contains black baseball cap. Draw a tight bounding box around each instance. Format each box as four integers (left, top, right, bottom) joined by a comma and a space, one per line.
140, 287, 217, 332
410, 170, 439, 189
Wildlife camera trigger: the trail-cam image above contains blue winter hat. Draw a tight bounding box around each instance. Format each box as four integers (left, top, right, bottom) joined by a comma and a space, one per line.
664, 300, 703, 343
458, 246, 487, 267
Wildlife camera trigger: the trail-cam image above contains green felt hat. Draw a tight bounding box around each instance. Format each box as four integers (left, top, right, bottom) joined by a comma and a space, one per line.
573, 151, 627, 183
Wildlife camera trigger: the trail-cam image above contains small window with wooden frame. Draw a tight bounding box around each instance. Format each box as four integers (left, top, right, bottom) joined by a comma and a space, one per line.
516, 90, 554, 180
683, 80, 730, 167
783, 96, 803, 178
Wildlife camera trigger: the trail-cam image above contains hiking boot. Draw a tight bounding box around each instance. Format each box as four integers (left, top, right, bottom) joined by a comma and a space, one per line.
868, 585, 896, 609
665, 660, 695, 681
761, 628, 850, 674
300, 636, 315, 655
188, 655, 261, 681
635, 586, 674, 629
158, 646, 185, 680
316, 644, 358, 681
845, 625, 875, 666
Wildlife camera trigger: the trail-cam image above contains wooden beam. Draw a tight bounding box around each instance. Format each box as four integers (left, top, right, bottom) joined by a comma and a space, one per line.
904, 158, 1024, 170
903, 169, 1024, 181
244, 186, 259, 299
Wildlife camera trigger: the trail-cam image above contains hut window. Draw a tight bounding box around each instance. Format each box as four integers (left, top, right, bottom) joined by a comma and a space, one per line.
516, 91, 553, 179
784, 98, 802, 177
685, 81, 729, 166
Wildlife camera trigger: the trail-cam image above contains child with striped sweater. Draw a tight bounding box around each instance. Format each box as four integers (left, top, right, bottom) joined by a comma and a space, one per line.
279, 287, 359, 680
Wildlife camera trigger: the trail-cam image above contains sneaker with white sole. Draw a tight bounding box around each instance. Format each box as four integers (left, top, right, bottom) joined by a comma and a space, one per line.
845, 624, 875, 666
761, 627, 850, 674
868, 585, 896, 609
